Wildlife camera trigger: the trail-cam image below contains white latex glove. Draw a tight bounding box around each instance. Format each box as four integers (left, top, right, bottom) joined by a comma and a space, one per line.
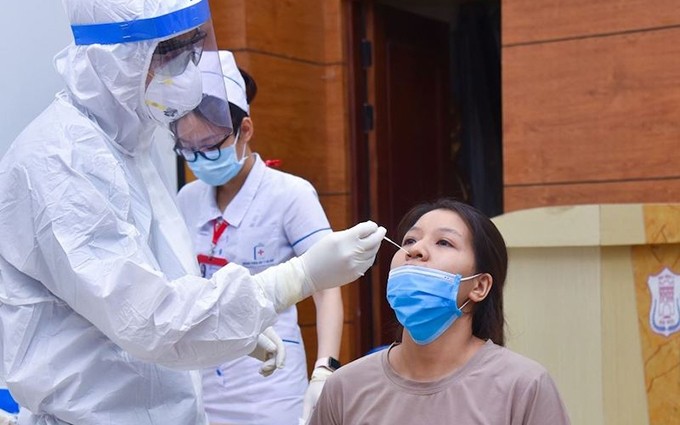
247, 327, 285, 377
299, 220, 386, 292
0, 410, 16, 425
253, 221, 386, 311
298, 367, 333, 425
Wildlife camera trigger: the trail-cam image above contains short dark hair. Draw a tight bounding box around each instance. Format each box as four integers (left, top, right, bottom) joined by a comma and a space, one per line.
396, 198, 508, 345
228, 68, 257, 135
228, 102, 248, 135
239, 68, 257, 104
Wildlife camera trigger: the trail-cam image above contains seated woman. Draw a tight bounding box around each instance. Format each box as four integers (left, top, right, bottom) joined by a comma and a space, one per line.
309, 198, 571, 425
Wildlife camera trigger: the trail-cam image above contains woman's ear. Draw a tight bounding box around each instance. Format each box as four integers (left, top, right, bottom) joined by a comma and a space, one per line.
240, 117, 254, 143
468, 273, 493, 303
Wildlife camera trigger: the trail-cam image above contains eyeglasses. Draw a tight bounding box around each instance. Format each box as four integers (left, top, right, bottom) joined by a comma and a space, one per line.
151, 29, 207, 77
174, 133, 230, 162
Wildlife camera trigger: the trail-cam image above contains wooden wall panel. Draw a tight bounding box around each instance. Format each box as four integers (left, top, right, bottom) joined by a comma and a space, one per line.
231, 52, 348, 194
505, 179, 680, 212
297, 298, 315, 327
319, 193, 352, 231
322, 0, 345, 64
324, 65, 350, 190
239, 0, 343, 63
503, 0, 680, 45
211, 0, 246, 49
504, 28, 680, 187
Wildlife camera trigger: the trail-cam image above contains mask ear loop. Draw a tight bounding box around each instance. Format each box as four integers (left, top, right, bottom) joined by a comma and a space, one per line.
458, 273, 484, 312
232, 130, 245, 163
235, 129, 253, 164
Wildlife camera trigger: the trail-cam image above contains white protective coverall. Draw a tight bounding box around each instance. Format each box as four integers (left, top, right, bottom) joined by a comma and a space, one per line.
0, 0, 385, 424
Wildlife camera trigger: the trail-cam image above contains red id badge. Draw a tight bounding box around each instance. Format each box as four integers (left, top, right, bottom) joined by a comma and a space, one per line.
198, 218, 230, 278
197, 254, 228, 278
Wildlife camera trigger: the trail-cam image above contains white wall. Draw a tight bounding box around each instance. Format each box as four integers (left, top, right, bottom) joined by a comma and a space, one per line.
0, 3, 178, 191
0, 3, 71, 158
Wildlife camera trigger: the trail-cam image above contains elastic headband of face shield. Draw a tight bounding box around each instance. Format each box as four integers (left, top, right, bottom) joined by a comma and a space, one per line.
69, 0, 211, 45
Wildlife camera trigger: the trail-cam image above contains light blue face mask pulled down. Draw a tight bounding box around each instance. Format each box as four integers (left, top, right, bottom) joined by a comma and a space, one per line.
386, 265, 480, 345
187, 132, 246, 186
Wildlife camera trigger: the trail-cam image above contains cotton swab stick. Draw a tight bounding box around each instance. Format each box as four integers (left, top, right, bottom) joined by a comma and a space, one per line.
383, 236, 410, 255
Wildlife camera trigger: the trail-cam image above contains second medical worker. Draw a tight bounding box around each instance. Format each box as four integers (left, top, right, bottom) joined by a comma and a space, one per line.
175, 51, 341, 425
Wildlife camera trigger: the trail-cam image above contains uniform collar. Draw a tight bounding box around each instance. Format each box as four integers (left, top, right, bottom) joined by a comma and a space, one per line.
222, 154, 266, 227
194, 184, 222, 228
194, 154, 266, 228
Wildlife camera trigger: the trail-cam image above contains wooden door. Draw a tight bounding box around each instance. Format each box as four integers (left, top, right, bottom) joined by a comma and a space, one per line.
350, 2, 462, 352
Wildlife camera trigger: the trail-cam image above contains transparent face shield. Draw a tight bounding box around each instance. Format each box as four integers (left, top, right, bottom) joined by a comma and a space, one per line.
169, 47, 237, 163
170, 101, 234, 162
145, 18, 233, 143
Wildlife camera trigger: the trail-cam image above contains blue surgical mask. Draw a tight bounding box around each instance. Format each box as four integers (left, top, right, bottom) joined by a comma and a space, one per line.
187, 132, 247, 186
386, 265, 481, 345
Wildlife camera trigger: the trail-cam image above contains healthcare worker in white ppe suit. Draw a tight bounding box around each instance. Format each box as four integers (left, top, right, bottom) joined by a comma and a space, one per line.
0, 0, 386, 424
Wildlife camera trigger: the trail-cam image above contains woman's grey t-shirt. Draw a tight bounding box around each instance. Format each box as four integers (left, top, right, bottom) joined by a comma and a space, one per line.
309, 340, 571, 425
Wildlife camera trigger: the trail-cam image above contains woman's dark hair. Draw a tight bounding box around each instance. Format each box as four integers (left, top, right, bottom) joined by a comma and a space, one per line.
396, 198, 508, 346
228, 102, 248, 135
239, 68, 257, 104
228, 68, 257, 134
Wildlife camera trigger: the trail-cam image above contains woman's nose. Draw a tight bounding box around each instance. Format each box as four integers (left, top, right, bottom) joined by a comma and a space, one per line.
406, 241, 426, 260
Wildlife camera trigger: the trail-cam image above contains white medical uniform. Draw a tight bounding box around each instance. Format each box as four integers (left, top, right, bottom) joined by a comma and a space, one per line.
0, 1, 285, 424
177, 154, 332, 424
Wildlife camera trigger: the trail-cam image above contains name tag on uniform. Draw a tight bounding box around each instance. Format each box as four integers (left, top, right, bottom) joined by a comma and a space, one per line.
197, 254, 228, 278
